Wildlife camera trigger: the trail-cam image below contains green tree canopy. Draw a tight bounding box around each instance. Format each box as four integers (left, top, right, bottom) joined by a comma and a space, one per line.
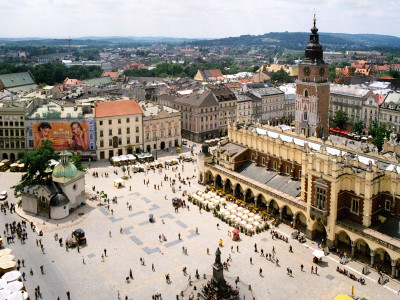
12, 140, 59, 196
369, 121, 392, 151
270, 69, 293, 83
332, 110, 348, 130
352, 120, 364, 134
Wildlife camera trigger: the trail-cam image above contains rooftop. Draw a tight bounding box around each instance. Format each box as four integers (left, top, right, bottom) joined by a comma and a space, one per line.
95, 99, 142, 118
0, 72, 36, 89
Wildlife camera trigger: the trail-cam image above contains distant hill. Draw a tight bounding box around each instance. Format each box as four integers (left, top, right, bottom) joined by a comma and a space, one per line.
188, 32, 400, 49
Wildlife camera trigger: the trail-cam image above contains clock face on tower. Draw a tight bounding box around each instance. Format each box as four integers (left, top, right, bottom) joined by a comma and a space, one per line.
319, 67, 325, 76
303, 66, 311, 76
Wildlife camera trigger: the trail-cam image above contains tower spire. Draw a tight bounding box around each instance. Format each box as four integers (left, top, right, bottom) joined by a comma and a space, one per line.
313, 9, 316, 27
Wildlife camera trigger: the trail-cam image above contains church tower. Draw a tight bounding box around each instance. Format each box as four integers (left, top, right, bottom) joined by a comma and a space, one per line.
295, 14, 330, 138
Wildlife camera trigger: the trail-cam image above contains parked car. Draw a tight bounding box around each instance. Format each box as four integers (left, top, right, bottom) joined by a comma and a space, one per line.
0, 191, 7, 201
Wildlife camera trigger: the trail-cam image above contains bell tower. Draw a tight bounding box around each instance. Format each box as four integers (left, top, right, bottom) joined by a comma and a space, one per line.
295, 13, 330, 138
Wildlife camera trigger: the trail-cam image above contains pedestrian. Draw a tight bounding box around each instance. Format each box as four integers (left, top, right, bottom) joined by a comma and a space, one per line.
207, 248, 209, 255
152, 263, 155, 272
289, 245, 293, 253
117, 290, 121, 300
104, 248, 107, 256
254, 243, 257, 252
301, 264, 304, 272
120, 227, 123, 234
109, 230, 112, 237
259, 267, 262, 276
30, 268, 33, 276
22, 259, 25, 267
22, 272, 25, 281
101, 254, 105, 262
111, 209, 114, 215
250, 257, 252, 264
130, 269, 133, 279
40, 265, 44, 274
231, 245, 234, 252
315, 266, 318, 275
178, 233, 181, 240
311, 266, 314, 274
196, 227, 198, 234
83, 257, 85, 264
272, 246, 275, 254
237, 245, 239, 252
260, 249, 264, 256
217, 223, 220, 230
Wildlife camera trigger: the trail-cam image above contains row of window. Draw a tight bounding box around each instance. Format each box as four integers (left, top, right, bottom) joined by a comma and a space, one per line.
0, 129, 25, 137
0, 121, 24, 127
145, 128, 178, 140
99, 136, 140, 147
98, 117, 140, 126
99, 127, 139, 137
0, 140, 25, 149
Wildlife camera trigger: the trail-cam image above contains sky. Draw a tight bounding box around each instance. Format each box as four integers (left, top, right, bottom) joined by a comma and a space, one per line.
1, 0, 400, 39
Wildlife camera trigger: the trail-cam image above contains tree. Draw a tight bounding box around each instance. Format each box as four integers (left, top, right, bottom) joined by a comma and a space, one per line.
369, 121, 392, 151
12, 140, 59, 196
353, 120, 364, 134
271, 69, 293, 83
69, 154, 85, 172
332, 110, 348, 130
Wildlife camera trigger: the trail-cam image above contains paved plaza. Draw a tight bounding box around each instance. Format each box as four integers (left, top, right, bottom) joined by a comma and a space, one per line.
1, 146, 400, 299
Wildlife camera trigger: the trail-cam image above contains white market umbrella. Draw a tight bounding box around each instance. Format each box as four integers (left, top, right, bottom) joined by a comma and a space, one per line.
0, 250, 12, 257
243, 209, 250, 214
4, 281, 23, 293
224, 211, 231, 216
215, 196, 220, 200
313, 250, 325, 259
248, 213, 255, 218
0, 255, 14, 262
8, 291, 29, 300
235, 217, 241, 223
248, 218, 255, 223
0, 279, 6, 290
254, 215, 261, 221
229, 214, 236, 219
213, 200, 220, 205
197, 191, 203, 196
0, 261, 16, 270
1, 271, 21, 283
230, 209, 237, 215
237, 212, 244, 218
237, 207, 244, 212
219, 209, 226, 214
0, 290, 11, 300
253, 221, 261, 227
207, 191, 212, 195
232, 204, 238, 208
246, 224, 253, 230
240, 221, 247, 226
242, 215, 249, 220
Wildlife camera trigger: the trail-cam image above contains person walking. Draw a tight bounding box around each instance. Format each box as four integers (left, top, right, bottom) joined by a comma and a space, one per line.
178, 233, 181, 240
152, 263, 155, 271
311, 265, 314, 274
104, 248, 107, 256
259, 267, 262, 276
101, 254, 105, 262
250, 257, 253, 264
130, 269, 133, 279
315, 266, 318, 275
301, 264, 304, 272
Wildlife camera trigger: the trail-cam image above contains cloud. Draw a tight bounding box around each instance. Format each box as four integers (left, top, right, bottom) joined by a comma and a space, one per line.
0, 0, 399, 38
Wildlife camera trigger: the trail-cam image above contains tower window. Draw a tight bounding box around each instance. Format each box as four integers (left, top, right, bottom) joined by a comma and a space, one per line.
304, 111, 308, 121
304, 89, 309, 97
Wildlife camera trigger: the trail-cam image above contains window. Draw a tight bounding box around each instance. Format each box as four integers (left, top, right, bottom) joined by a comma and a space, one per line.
136, 136, 139, 143
303, 111, 307, 121
136, 126, 139, 133
351, 198, 359, 215
118, 119, 121, 124
99, 120, 103, 126
251, 154, 255, 161
100, 140, 104, 147
100, 130, 103, 137
135, 117, 139, 122
273, 161, 277, 170
127, 137, 130, 144
385, 200, 391, 211
126, 127, 130, 134
109, 129, 112, 135
118, 138, 122, 145
126, 118, 130, 123
146, 132, 150, 140
109, 139, 112, 146
262, 157, 265, 165
118, 128, 122, 135
108, 120, 112, 125
286, 166, 290, 174
316, 187, 327, 210
168, 128, 171, 136
304, 89, 309, 97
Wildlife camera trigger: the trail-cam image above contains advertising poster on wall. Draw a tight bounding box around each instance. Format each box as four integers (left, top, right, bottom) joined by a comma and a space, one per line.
31, 119, 96, 156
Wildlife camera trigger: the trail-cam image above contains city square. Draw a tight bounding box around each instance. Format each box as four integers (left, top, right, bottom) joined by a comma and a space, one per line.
0, 146, 398, 299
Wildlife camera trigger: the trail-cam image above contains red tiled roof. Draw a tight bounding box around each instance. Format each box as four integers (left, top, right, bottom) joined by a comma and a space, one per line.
95, 99, 142, 118
374, 94, 386, 105
64, 78, 84, 85
238, 78, 253, 83
102, 72, 118, 79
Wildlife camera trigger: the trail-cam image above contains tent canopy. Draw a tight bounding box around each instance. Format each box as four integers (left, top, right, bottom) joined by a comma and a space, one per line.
312, 249, 325, 259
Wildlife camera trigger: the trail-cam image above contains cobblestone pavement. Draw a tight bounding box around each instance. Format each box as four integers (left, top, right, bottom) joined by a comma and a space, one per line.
0, 145, 399, 299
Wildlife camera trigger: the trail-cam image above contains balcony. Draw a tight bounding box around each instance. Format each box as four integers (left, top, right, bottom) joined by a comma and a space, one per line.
310, 205, 329, 226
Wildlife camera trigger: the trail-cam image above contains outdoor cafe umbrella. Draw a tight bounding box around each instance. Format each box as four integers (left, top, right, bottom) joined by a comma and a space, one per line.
230, 209, 237, 215
8, 291, 29, 300
219, 209, 226, 214
229, 214, 236, 219
248, 213, 255, 218
242, 215, 249, 220
4, 281, 23, 293
232, 229, 240, 234
0, 290, 10, 300
237, 212, 244, 218
0, 261, 16, 270
232, 204, 238, 209
237, 207, 244, 212
0, 255, 13, 262
240, 221, 247, 226
0, 279, 6, 290
224, 211, 231, 217
0, 249, 12, 257
254, 215, 261, 221
2, 271, 21, 282
253, 221, 261, 227
235, 217, 241, 223
243, 209, 250, 214
312, 249, 325, 259
247, 218, 255, 224
246, 224, 253, 230
148, 214, 154, 217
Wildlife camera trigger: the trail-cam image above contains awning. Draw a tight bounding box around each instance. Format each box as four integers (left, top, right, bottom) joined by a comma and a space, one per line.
312, 249, 325, 259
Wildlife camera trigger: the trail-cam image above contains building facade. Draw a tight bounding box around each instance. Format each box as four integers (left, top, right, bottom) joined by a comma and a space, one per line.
95, 99, 143, 159
0, 103, 26, 161
140, 101, 181, 153
295, 18, 329, 138
379, 92, 400, 134
329, 85, 371, 127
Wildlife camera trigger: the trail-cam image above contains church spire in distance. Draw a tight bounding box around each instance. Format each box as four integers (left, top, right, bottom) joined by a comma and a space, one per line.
304, 10, 324, 64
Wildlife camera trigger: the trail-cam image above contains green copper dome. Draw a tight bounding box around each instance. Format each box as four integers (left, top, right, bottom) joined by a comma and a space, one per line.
52, 150, 78, 178
53, 162, 78, 178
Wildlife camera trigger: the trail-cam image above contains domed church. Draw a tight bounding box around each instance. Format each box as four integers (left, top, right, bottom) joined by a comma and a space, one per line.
21, 150, 87, 219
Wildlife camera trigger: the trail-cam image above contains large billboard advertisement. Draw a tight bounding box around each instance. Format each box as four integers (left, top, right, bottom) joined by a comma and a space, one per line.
32, 119, 96, 154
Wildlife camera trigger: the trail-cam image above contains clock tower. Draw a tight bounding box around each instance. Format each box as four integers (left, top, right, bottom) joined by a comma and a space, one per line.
295, 14, 329, 138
